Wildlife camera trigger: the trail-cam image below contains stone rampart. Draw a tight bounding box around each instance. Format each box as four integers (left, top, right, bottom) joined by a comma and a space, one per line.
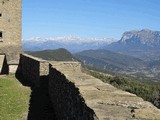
49, 64, 97, 119
0, 0, 22, 71
16, 54, 49, 87
16, 54, 160, 120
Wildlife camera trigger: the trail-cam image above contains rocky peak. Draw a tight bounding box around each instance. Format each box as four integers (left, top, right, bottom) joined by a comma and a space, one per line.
120, 29, 160, 46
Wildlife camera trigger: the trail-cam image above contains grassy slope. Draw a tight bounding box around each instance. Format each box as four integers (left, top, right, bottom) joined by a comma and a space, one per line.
0, 76, 30, 120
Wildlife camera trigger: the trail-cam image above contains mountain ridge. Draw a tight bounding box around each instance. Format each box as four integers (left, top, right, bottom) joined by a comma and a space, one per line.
103, 29, 160, 61
23, 36, 117, 53
120, 29, 160, 46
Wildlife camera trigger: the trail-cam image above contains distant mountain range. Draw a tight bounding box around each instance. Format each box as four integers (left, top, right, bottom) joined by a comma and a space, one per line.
103, 29, 160, 61
24, 29, 160, 81
23, 29, 160, 60
75, 29, 160, 80
23, 36, 117, 53
26, 48, 160, 81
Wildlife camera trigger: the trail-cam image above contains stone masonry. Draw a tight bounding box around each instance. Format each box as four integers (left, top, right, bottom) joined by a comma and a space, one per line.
16, 54, 160, 120
16, 53, 49, 87
2, 1, 160, 119
0, 0, 22, 73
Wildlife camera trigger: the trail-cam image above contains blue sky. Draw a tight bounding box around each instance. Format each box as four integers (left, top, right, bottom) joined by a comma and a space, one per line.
23, 0, 160, 39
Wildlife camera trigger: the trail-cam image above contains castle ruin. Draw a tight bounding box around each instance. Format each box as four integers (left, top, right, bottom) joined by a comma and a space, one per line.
1, 0, 160, 119
0, 0, 22, 74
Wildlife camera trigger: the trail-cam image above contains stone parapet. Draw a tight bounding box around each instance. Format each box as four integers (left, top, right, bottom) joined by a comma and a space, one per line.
49, 64, 97, 120
49, 61, 160, 120
16, 53, 49, 87
15, 55, 160, 119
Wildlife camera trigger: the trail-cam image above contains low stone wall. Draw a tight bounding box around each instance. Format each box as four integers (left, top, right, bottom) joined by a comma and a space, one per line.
16, 54, 97, 119
15, 54, 160, 120
16, 54, 49, 87
49, 64, 97, 120
49, 61, 160, 120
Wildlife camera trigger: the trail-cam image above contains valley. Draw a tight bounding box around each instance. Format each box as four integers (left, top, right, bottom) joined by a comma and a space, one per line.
75, 49, 160, 82
24, 29, 160, 82
25, 48, 160, 110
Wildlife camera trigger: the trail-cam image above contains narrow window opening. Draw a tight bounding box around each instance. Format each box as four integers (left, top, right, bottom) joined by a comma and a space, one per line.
0, 32, 2, 39
0, 13, 1, 17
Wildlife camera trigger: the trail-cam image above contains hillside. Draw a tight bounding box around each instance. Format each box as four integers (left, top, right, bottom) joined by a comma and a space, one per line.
75, 49, 146, 71
26, 48, 77, 61
104, 29, 160, 61
75, 49, 160, 80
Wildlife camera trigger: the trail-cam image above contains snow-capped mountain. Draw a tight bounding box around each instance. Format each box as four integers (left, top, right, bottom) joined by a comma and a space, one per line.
22, 36, 117, 53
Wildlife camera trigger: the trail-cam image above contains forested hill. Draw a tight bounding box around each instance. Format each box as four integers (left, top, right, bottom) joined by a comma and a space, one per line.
26, 48, 77, 61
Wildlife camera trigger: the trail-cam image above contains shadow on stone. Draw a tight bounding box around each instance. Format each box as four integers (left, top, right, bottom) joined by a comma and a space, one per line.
0, 55, 9, 74
15, 54, 97, 119
27, 76, 57, 120
15, 56, 32, 87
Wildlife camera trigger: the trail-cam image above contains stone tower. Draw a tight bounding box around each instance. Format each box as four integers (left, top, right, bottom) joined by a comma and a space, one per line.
0, 0, 22, 74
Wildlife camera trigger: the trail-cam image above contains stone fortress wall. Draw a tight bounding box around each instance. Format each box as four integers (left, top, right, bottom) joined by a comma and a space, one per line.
2, 1, 160, 119
0, 0, 22, 74
16, 53, 160, 120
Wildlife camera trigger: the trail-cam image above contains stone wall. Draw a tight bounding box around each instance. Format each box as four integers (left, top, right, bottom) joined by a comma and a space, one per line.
0, 54, 8, 74
0, 0, 22, 46
49, 65, 97, 120
27, 76, 56, 120
16, 54, 160, 120
0, 0, 22, 64
16, 54, 49, 87
16, 54, 97, 119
